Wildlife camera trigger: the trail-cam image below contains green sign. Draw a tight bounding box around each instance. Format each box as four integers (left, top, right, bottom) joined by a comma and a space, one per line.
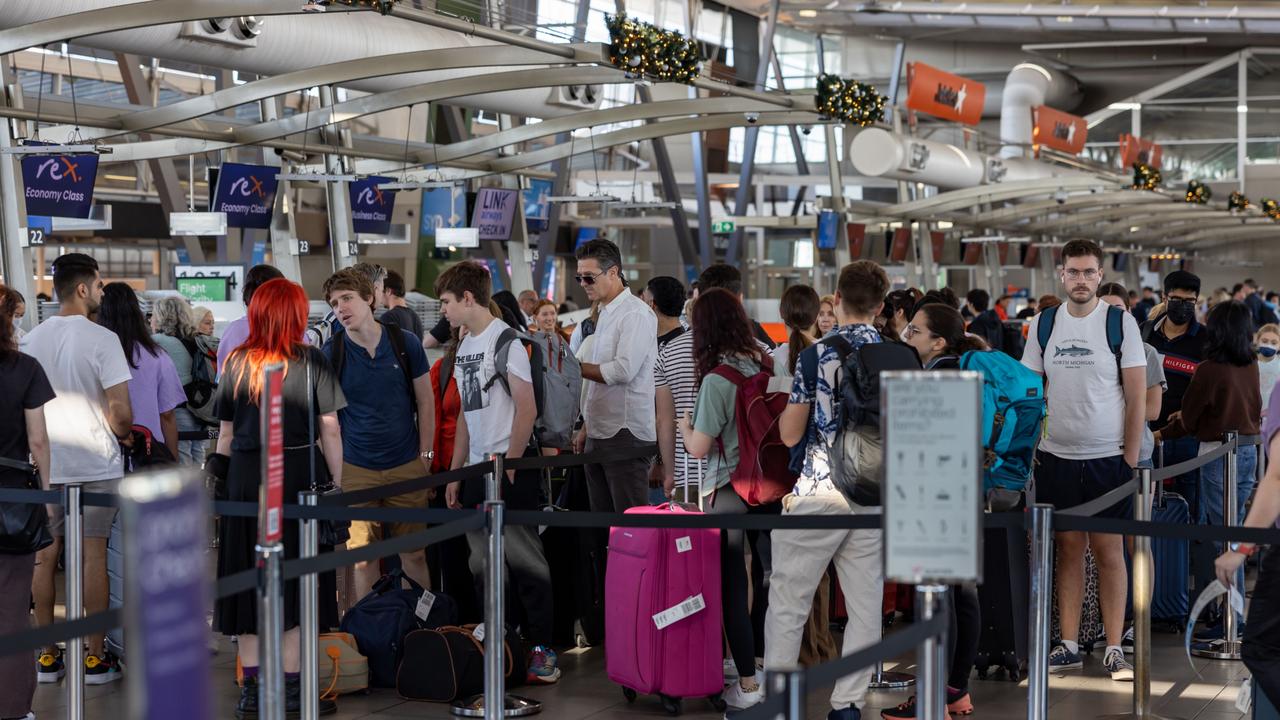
176, 276, 231, 303
712, 220, 735, 234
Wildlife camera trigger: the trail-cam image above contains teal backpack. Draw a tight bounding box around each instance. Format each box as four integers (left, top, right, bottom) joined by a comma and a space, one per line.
958, 350, 1046, 493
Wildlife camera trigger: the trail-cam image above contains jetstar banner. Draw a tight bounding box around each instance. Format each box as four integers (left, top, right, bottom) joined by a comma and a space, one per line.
21, 150, 99, 218
906, 63, 985, 126
349, 176, 398, 235
211, 163, 278, 229
1033, 106, 1088, 155
1119, 134, 1163, 169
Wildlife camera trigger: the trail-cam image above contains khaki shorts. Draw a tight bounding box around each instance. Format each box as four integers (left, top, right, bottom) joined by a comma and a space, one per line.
48, 479, 120, 539
344, 459, 431, 548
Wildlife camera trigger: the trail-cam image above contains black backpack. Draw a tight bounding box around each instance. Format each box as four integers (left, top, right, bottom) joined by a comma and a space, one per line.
327, 320, 418, 417
823, 334, 921, 505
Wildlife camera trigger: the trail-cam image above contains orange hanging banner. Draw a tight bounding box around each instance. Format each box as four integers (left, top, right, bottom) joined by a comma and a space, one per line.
906, 62, 986, 126
1119, 133, 1163, 169
1032, 106, 1088, 155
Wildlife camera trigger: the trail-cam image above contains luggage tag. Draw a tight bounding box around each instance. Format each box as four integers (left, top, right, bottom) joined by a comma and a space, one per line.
653, 593, 706, 630
675, 536, 692, 553
1184, 580, 1245, 674
1237, 676, 1252, 714
415, 590, 437, 622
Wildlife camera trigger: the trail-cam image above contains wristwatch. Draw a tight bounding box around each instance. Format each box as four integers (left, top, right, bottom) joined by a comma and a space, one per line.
1228, 542, 1257, 557
421, 449, 435, 461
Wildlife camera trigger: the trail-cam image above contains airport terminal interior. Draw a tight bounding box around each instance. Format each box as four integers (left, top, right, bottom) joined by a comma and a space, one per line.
6, 1, 1280, 719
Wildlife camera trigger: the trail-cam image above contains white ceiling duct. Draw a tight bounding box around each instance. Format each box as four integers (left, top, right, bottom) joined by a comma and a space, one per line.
999, 62, 1082, 158
0, 0, 600, 118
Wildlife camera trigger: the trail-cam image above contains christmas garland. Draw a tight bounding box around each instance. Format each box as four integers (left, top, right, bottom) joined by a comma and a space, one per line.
606, 14, 701, 84
1229, 191, 1251, 212
1131, 163, 1161, 191
1184, 180, 1211, 204
327, 0, 399, 14
1263, 199, 1280, 220
815, 74, 886, 127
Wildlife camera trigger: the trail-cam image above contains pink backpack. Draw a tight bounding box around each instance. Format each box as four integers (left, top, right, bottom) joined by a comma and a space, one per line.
710, 356, 798, 505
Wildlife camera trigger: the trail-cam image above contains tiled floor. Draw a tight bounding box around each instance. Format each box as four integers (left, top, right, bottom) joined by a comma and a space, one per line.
31, 627, 1249, 719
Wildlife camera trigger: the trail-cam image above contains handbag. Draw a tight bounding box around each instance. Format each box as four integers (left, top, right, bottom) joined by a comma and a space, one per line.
319, 632, 370, 698
0, 456, 54, 555
307, 358, 350, 546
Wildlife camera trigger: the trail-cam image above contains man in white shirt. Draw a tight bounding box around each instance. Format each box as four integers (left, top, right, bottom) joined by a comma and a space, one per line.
437, 261, 559, 685
21, 252, 133, 686
571, 239, 658, 513
518, 289, 539, 329
1021, 239, 1146, 682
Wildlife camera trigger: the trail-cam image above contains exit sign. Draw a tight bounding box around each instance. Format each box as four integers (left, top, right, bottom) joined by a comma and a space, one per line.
712, 220, 734, 234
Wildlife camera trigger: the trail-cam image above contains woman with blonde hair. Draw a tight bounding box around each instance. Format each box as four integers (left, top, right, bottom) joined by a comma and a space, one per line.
816, 294, 838, 336
151, 295, 215, 465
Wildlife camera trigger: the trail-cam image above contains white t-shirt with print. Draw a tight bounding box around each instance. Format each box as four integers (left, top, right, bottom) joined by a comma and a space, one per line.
20, 315, 133, 483
453, 320, 533, 465
1021, 302, 1146, 460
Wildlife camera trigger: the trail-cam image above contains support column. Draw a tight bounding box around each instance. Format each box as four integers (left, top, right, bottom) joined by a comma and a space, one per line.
0, 57, 35, 313
1238, 52, 1248, 194
726, 0, 781, 265
768, 53, 812, 217
636, 85, 699, 274
320, 86, 356, 272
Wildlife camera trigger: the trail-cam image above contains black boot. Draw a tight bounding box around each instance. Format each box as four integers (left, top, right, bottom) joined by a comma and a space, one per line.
284, 675, 337, 718
235, 676, 258, 719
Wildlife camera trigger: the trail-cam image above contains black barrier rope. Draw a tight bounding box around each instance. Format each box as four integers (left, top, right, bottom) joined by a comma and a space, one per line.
176, 429, 218, 441
1055, 514, 1280, 544
281, 512, 485, 582
0, 609, 122, 658
321, 461, 493, 507
505, 443, 658, 471
1151, 441, 1235, 483
1056, 477, 1140, 518
734, 613, 950, 720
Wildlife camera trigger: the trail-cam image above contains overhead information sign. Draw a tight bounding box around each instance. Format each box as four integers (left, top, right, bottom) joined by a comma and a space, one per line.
349, 176, 398, 235
471, 187, 519, 241
1033, 106, 1088, 155
882, 370, 983, 585
21, 149, 99, 219
906, 62, 986, 126
211, 163, 279, 229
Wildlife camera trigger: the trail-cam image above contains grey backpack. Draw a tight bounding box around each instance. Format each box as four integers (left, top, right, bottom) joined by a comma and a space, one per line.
484, 328, 582, 450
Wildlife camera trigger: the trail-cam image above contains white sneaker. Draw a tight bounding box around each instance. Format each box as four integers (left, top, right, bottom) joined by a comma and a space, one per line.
722, 674, 764, 710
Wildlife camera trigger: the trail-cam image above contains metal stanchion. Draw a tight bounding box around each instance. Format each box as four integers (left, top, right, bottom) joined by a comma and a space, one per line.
257, 540, 286, 720
1101, 469, 1178, 720
65, 483, 84, 720
1193, 432, 1243, 660
869, 660, 915, 690
452, 455, 539, 718
767, 668, 807, 720
299, 491, 320, 720
1027, 503, 1054, 720
916, 585, 948, 720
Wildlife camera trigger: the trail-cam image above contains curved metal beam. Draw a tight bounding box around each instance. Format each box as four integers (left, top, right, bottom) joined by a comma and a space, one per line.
1021, 199, 1203, 233
1169, 221, 1278, 246
961, 192, 1168, 229
883, 177, 1119, 221
56, 44, 599, 142
0, 0, 363, 56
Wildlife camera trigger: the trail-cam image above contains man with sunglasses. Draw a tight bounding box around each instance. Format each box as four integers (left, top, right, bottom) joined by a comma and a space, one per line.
573, 239, 658, 513
1142, 270, 1207, 517
1021, 239, 1147, 682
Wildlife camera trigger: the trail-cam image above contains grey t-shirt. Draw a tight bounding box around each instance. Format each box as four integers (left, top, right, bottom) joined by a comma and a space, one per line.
1140, 343, 1166, 464
152, 333, 194, 385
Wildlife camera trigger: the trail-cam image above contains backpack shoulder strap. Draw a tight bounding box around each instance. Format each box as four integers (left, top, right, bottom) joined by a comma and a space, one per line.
798, 343, 819, 395
483, 327, 519, 396
1105, 304, 1125, 380
328, 329, 346, 380
380, 320, 418, 412
709, 363, 749, 386
823, 333, 856, 361
1036, 305, 1059, 355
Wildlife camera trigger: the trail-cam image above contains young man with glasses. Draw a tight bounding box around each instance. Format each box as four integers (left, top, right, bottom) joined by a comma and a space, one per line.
572, 239, 658, 513
1021, 239, 1147, 681
1142, 270, 1207, 516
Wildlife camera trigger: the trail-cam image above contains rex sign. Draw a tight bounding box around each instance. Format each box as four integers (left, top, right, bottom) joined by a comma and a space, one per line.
1119, 134, 1163, 169
21, 151, 99, 218
1033, 106, 1088, 155
906, 63, 985, 126
211, 163, 279, 229
348, 176, 398, 235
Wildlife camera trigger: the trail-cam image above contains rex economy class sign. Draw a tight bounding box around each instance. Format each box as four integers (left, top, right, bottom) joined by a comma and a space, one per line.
21, 151, 99, 219
211, 163, 279, 229
349, 176, 398, 235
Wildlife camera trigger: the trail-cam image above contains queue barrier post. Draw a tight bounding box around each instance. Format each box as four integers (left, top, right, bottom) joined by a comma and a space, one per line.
1026, 503, 1054, 720
256, 539, 286, 720
65, 483, 85, 720
915, 585, 949, 720
299, 491, 320, 720
766, 667, 806, 720
1193, 432, 1243, 661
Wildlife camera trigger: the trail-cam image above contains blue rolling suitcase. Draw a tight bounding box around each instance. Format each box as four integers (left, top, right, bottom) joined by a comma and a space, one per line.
1150, 490, 1191, 628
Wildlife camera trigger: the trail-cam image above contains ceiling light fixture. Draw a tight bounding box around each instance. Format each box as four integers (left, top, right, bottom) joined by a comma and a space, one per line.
798, 9, 818, 17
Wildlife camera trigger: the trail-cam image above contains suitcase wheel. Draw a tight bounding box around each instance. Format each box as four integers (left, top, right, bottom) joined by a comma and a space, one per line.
659, 694, 682, 716
708, 694, 727, 712
973, 653, 990, 681
1003, 653, 1023, 683
575, 632, 591, 649
622, 688, 637, 704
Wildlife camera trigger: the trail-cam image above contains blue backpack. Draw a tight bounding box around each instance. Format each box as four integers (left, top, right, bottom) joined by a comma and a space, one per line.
958, 350, 1045, 493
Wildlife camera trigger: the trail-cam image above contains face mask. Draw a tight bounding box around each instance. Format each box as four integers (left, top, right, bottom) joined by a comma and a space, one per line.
1165, 302, 1196, 326
1267, 301, 1278, 311
1261, 346, 1279, 358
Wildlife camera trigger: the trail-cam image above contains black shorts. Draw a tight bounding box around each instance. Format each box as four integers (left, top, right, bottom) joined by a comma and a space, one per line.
1033, 451, 1133, 520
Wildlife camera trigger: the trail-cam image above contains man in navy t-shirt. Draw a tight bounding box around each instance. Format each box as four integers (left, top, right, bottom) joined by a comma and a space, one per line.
322, 268, 435, 594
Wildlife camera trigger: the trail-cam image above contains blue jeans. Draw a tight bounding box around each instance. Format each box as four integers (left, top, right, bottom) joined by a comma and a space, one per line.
176, 407, 207, 467
1199, 441, 1258, 616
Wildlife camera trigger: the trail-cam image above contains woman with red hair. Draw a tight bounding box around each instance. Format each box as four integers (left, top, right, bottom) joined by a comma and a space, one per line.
211, 278, 345, 717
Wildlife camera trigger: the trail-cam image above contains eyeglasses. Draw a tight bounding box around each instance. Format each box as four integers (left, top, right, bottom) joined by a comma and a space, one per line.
1167, 297, 1197, 306
1063, 269, 1101, 281
574, 267, 613, 286
903, 324, 937, 340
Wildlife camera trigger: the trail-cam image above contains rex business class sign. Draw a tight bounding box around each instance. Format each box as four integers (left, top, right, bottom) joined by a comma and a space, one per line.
906, 63, 985, 126
348, 176, 398, 235
21, 152, 99, 218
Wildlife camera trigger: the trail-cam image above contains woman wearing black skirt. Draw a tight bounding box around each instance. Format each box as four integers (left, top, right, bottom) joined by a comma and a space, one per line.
212, 278, 345, 718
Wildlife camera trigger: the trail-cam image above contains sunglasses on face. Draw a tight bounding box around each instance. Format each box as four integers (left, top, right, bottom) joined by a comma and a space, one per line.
574, 267, 613, 286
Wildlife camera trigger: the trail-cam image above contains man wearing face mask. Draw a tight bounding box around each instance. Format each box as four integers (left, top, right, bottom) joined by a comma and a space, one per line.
1142, 270, 1208, 516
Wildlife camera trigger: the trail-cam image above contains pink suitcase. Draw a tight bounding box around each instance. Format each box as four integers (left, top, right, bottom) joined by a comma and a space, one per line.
605, 504, 726, 715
